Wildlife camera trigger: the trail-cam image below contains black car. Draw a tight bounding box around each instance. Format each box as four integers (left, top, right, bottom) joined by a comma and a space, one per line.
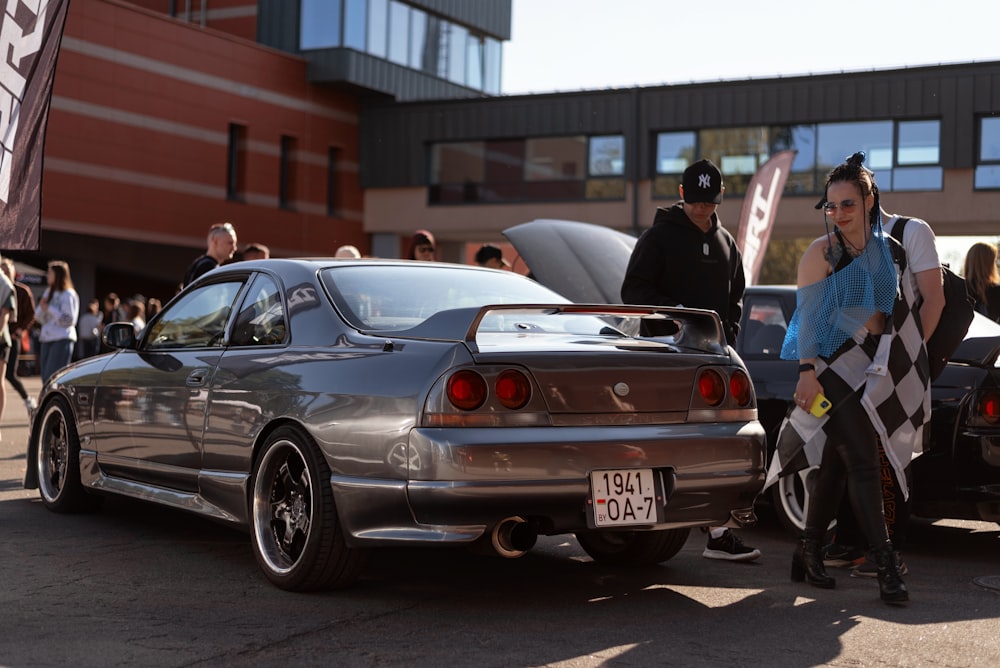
507, 219, 1000, 535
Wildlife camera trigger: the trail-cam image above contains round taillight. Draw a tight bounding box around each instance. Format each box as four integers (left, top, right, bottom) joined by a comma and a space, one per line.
980, 392, 1000, 425
447, 370, 487, 411
495, 370, 531, 409
698, 369, 726, 406
729, 370, 753, 406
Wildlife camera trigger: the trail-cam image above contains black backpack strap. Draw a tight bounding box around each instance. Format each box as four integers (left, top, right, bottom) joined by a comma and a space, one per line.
889, 216, 910, 244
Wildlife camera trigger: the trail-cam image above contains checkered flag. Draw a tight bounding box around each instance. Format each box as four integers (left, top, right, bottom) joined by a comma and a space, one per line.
765, 239, 930, 500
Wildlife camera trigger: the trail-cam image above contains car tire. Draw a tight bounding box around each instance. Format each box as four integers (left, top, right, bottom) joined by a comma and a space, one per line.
574, 528, 691, 566
250, 425, 368, 591
770, 465, 836, 537
35, 396, 101, 513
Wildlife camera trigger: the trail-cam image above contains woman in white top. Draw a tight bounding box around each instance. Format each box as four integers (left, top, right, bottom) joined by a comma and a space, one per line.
34, 260, 80, 383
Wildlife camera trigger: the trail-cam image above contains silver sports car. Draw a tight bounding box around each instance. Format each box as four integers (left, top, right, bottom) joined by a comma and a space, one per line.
25, 258, 765, 591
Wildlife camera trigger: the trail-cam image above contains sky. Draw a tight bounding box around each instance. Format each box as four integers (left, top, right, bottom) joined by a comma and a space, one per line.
502, 0, 1000, 95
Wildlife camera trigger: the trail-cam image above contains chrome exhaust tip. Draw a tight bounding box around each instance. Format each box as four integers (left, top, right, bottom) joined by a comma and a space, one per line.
490, 516, 537, 558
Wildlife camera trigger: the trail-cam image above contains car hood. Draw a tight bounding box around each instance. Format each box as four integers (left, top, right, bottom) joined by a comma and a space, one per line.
503, 219, 636, 304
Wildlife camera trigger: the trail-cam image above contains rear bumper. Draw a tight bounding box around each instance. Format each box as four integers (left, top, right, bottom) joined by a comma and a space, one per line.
331, 421, 766, 546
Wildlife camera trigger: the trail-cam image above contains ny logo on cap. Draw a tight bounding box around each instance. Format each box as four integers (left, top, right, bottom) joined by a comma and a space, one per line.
698, 173, 713, 189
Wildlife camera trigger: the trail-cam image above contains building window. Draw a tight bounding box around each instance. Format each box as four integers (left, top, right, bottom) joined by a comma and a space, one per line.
893, 120, 942, 190
327, 147, 340, 216
300, 0, 342, 49
226, 123, 247, 202
652, 131, 696, 198
279, 135, 297, 210
429, 136, 625, 204
344, 0, 366, 50
408, 5, 427, 69
770, 125, 818, 194
445, 22, 469, 85
367, 0, 388, 57
465, 33, 483, 91
483, 37, 501, 95
297, 0, 495, 93
653, 119, 942, 199
975, 116, 1000, 189
387, 1, 409, 66
589, 136, 625, 177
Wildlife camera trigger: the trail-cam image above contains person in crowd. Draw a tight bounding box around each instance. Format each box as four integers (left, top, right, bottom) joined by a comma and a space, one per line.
335, 244, 362, 258
146, 298, 162, 321
75, 298, 103, 360
1, 259, 37, 414
0, 255, 17, 434
241, 243, 270, 260
824, 203, 946, 577
621, 158, 758, 562
474, 244, 511, 269
34, 260, 80, 384
963, 241, 1000, 321
102, 292, 128, 324
128, 300, 146, 334
407, 229, 436, 261
183, 222, 238, 287
767, 152, 925, 605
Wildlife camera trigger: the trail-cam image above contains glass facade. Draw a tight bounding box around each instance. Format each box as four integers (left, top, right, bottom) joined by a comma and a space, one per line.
428, 118, 946, 206
299, 0, 502, 94
653, 119, 943, 198
975, 116, 1000, 189
429, 135, 627, 204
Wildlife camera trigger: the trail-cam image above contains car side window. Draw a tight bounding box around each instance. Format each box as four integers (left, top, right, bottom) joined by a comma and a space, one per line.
742, 296, 789, 357
230, 275, 287, 347
144, 281, 243, 350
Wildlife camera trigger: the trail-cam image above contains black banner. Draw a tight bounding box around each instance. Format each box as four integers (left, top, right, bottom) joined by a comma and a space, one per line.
0, 0, 70, 250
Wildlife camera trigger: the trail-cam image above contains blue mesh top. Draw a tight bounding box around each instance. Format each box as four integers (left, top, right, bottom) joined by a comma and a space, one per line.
781, 224, 897, 360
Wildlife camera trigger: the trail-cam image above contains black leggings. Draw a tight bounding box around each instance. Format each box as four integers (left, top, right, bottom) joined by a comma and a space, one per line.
5, 334, 28, 401
833, 447, 910, 550
805, 395, 890, 550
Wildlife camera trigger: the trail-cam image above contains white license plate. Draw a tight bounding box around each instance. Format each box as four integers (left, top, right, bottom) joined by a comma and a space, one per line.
590, 468, 660, 526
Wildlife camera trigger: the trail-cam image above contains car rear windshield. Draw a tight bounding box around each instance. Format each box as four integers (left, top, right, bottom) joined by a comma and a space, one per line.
322, 264, 576, 333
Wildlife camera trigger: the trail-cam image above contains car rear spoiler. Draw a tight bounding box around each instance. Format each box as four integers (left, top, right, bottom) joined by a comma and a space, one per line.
364, 303, 728, 354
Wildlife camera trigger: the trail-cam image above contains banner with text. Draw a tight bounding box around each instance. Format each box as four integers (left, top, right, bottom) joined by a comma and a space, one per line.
735, 150, 797, 286
0, 0, 71, 250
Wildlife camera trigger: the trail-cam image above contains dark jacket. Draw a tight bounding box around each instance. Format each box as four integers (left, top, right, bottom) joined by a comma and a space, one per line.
621, 202, 745, 345
12, 281, 35, 336
183, 254, 219, 288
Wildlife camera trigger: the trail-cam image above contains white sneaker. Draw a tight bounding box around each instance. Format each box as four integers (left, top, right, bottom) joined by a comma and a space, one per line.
25, 396, 37, 414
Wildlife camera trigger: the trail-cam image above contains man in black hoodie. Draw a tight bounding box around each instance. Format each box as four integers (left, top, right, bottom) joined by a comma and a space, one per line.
622, 158, 745, 345
621, 158, 759, 562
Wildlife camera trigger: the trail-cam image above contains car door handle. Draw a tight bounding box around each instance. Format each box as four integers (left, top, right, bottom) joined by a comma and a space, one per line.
186, 369, 210, 386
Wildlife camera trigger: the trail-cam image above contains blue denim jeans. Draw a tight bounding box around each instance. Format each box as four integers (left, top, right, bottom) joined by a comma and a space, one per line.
40, 339, 75, 384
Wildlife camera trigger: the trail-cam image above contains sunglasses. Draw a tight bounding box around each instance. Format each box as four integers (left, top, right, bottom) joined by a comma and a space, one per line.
416, 245, 435, 253
822, 199, 858, 214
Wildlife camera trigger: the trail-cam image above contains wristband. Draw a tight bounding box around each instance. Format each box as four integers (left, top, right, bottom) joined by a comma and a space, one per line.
798, 362, 816, 373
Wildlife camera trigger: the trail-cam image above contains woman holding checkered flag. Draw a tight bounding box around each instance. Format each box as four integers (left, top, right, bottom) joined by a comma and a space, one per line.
764, 152, 928, 606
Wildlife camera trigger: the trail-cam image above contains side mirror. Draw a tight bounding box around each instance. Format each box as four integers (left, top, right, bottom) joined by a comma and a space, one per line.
102, 322, 137, 350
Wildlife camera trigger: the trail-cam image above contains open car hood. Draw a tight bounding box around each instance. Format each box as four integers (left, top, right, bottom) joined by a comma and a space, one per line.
503, 219, 637, 304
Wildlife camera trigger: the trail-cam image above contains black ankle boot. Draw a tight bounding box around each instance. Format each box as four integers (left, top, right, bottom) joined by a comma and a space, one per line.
872, 543, 908, 605
791, 537, 835, 589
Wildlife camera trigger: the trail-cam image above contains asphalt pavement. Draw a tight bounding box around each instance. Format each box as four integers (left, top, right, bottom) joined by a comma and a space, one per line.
3, 373, 1000, 667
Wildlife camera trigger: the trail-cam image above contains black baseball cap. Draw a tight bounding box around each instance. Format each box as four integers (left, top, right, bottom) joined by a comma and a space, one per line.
682, 159, 724, 204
